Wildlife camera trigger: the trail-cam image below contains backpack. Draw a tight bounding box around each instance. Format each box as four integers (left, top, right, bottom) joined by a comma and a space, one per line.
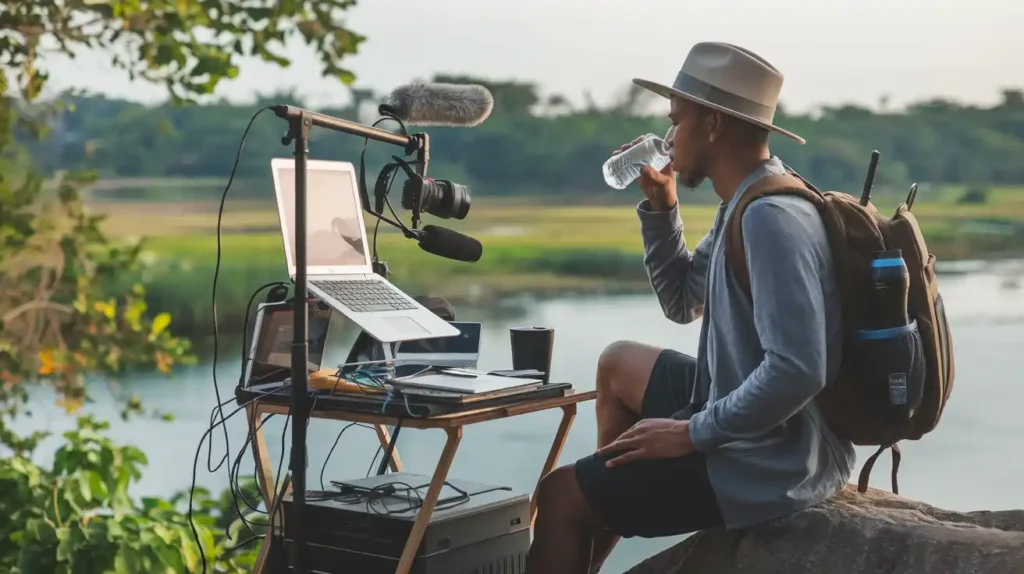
723, 169, 955, 496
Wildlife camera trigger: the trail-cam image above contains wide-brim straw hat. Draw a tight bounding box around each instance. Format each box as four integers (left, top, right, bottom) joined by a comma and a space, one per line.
633, 42, 804, 145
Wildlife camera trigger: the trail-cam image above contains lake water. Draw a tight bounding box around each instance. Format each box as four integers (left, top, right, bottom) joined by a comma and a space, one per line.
15, 259, 1024, 573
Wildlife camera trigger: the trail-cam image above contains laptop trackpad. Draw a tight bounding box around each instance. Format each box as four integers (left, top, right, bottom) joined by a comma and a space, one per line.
383, 316, 428, 335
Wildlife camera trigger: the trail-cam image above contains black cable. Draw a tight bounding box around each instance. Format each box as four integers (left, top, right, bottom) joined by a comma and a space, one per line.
210, 105, 272, 472
227, 272, 294, 527
216, 398, 267, 526
358, 115, 416, 243
372, 215, 382, 263
323, 479, 513, 516
222, 535, 261, 555
221, 391, 326, 550
225, 408, 278, 540
384, 192, 404, 227
320, 421, 369, 490
188, 104, 271, 574
367, 158, 407, 274
259, 391, 319, 554
377, 483, 511, 515
366, 444, 384, 478
188, 388, 278, 574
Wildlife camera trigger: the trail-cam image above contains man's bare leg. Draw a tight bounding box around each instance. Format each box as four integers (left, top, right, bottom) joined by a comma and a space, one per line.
590, 341, 665, 573
526, 341, 664, 574
526, 465, 599, 574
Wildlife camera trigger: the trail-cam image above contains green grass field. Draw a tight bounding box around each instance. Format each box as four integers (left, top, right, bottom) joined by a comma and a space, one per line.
89, 182, 1024, 338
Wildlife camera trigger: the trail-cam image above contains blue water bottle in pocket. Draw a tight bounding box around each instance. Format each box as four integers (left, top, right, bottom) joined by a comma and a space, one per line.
858, 249, 925, 420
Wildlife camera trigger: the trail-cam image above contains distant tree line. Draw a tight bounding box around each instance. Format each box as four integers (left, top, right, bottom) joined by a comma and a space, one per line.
26, 77, 1024, 197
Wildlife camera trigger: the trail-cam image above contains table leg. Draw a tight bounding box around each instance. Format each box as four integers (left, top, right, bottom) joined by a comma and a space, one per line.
394, 427, 463, 574
375, 424, 403, 472
247, 405, 276, 574
530, 403, 578, 529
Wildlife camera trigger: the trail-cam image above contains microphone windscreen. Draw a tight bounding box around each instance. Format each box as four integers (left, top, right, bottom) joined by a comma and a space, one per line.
417, 225, 482, 263
384, 83, 494, 127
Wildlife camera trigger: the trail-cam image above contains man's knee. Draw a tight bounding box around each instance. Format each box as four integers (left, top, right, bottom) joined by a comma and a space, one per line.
596, 340, 637, 387
596, 341, 662, 409
536, 465, 590, 521
537, 465, 576, 504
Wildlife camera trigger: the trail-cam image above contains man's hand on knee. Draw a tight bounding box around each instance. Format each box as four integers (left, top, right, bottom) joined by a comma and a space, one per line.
596, 418, 694, 467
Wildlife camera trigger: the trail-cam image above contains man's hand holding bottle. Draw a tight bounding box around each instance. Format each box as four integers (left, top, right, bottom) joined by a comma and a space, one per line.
611, 127, 677, 211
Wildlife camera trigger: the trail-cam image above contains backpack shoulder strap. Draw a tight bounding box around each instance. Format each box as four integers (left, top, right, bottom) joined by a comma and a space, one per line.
725, 172, 823, 296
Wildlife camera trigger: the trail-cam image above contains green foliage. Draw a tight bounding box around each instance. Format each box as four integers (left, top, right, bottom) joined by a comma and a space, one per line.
0, 158, 197, 426
0, 0, 366, 571
0, 0, 366, 420
2, 0, 365, 104
0, 415, 260, 572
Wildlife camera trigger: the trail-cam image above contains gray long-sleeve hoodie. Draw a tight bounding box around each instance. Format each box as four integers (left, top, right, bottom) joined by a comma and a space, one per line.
638, 156, 856, 529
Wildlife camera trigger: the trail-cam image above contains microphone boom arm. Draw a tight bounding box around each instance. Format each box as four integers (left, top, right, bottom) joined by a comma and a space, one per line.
275, 104, 418, 151
277, 103, 429, 229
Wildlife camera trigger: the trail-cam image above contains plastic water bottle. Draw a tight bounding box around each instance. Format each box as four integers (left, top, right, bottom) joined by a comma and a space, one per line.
602, 134, 671, 190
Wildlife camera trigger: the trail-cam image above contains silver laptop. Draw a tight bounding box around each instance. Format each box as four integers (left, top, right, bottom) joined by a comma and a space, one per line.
390, 371, 541, 395
270, 157, 460, 344
395, 321, 481, 368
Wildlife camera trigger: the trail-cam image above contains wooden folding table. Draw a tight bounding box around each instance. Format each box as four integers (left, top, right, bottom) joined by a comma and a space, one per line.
245, 388, 597, 574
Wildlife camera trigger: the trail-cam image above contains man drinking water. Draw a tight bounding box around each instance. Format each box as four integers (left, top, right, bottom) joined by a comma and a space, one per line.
526, 41, 855, 574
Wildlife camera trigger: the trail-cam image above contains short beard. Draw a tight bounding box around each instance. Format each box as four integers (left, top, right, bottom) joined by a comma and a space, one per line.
680, 169, 706, 190
679, 144, 710, 190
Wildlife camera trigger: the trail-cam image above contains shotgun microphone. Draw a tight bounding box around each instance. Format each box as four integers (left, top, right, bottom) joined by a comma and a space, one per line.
381, 83, 494, 127
413, 225, 482, 263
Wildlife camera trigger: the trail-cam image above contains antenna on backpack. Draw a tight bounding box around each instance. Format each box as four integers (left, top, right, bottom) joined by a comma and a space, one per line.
859, 150, 880, 206
905, 183, 918, 211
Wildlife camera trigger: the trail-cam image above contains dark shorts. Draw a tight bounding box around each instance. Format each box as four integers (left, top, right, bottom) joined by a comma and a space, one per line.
575, 349, 724, 538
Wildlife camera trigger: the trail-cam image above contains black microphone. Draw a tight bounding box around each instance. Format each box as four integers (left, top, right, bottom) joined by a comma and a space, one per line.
414, 225, 482, 263
380, 83, 494, 127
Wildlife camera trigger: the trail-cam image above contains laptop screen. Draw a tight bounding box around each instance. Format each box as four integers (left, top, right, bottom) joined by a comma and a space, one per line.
272, 159, 372, 274
397, 322, 482, 356
244, 301, 333, 388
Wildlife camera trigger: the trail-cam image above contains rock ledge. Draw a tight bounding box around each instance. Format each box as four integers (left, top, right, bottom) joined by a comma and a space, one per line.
625, 485, 1024, 574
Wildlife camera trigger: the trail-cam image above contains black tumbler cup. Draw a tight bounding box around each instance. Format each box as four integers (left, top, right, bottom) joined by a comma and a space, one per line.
510, 326, 555, 383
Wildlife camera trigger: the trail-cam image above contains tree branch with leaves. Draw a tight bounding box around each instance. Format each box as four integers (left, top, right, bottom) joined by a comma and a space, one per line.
2, 0, 365, 102
0, 0, 366, 571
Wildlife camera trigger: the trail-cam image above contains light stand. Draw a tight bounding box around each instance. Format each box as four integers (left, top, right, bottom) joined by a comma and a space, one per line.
274, 104, 426, 574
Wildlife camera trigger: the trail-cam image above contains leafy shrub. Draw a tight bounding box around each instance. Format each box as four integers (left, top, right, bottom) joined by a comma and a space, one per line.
0, 416, 261, 573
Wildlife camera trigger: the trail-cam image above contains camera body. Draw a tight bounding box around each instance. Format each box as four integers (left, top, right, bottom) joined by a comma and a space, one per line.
402, 177, 471, 220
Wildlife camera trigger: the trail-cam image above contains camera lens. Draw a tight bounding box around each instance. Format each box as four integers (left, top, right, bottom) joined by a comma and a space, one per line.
402, 177, 473, 220
422, 180, 471, 220
440, 181, 471, 220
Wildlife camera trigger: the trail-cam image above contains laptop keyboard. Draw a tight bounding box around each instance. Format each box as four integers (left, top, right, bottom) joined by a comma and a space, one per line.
311, 279, 417, 313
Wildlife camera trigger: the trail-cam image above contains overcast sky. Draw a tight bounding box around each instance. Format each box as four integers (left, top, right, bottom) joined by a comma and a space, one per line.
41, 0, 1022, 113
